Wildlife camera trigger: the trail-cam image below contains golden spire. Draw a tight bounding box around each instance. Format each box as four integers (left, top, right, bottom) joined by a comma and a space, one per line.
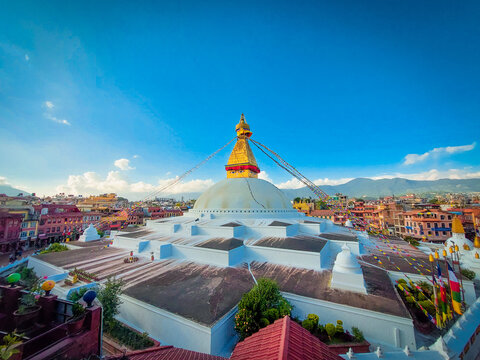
451, 216, 465, 234
225, 114, 260, 178
474, 235, 480, 249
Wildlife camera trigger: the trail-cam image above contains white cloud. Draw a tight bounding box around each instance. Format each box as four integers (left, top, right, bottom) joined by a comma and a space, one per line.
133, 154, 140, 159
258, 171, 272, 183
45, 101, 54, 109
403, 143, 476, 165
371, 168, 480, 181
25, 54, 30, 61
114, 158, 134, 171
56, 171, 214, 197
0, 176, 8, 185
44, 113, 71, 125
275, 176, 354, 189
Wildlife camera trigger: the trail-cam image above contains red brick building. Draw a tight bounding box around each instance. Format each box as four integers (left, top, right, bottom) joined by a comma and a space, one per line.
0, 209, 23, 253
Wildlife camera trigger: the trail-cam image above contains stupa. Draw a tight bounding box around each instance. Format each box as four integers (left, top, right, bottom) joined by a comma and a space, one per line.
445, 216, 474, 253
78, 223, 101, 242
331, 243, 367, 294
443, 216, 480, 277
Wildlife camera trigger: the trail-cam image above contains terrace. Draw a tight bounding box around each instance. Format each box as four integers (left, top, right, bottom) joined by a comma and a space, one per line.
0, 285, 101, 360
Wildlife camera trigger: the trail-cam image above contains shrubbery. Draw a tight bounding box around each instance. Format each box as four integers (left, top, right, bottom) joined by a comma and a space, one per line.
461, 269, 475, 280
234, 278, 292, 340
40, 243, 69, 254
105, 319, 154, 350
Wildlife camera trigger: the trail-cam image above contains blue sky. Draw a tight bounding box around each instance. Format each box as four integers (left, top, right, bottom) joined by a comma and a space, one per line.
0, 0, 479, 199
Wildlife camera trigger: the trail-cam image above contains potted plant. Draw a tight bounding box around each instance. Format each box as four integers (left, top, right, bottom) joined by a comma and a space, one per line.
13, 293, 41, 332
0, 333, 24, 360
67, 302, 86, 334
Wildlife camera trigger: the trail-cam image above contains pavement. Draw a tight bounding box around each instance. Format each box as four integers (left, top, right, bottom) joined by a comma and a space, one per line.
0, 247, 45, 267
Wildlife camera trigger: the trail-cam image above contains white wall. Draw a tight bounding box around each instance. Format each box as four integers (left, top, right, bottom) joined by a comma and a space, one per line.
118, 295, 213, 354
28, 257, 66, 278
284, 292, 416, 350
210, 306, 238, 356
245, 245, 321, 270
171, 244, 230, 266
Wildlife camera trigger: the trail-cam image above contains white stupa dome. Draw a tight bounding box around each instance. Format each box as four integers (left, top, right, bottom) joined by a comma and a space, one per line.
79, 223, 101, 242
332, 243, 362, 275
190, 178, 299, 217
345, 219, 353, 228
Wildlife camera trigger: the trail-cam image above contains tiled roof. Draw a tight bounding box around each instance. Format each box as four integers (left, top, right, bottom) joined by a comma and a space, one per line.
230, 316, 344, 360
106, 346, 226, 360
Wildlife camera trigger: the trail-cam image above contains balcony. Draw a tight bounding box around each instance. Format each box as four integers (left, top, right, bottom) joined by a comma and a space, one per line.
0, 285, 101, 360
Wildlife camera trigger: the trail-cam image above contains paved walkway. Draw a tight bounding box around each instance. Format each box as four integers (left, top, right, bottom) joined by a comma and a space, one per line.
0, 247, 43, 267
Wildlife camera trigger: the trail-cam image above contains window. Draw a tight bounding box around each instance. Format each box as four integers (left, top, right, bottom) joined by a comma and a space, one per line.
21, 231, 27, 237
427, 223, 431, 228
21, 222, 27, 228
442, 223, 445, 228
29, 231, 35, 236
442, 231, 446, 235
448, 215, 451, 220
441, 215, 445, 220
435, 231, 439, 236
57, 227, 60, 232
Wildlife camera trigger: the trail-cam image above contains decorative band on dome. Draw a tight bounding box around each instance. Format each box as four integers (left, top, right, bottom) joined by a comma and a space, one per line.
225, 165, 260, 173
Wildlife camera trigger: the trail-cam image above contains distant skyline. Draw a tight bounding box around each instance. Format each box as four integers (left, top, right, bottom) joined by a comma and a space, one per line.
1, 0, 479, 199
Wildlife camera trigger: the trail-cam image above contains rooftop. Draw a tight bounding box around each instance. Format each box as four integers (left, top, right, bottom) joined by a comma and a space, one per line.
253, 236, 327, 253
123, 262, 254, 326
249, 262, 409, 318
106, 345, 226, 360
230, 316, 343, 360
196, 238, 244, 251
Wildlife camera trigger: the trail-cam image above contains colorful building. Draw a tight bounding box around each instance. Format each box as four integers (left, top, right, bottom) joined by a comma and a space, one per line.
401, 208, 453, 243
0, 209, 23, 253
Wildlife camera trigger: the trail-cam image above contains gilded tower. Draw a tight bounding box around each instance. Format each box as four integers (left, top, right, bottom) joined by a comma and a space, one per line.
225, 114, 260, 178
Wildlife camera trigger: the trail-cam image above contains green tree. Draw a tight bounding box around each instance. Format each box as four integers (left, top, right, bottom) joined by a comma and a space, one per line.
325, 323, 336, 340
98, 277, 124, 326
234, 278, 292, 340
335, 320, 344, 334
293, 197, 301, 203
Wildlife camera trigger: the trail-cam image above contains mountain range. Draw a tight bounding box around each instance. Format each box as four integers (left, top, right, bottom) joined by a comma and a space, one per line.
170, 177, 480, 200
280, 177, 480, 199
0, 184, 30, 197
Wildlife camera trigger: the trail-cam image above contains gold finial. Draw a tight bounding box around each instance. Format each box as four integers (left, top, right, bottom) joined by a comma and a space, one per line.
454, 244, 459, 252
434, 251, 439, 259
474, 235, 480, 249
475, 252, 479, 259
451, 216, 465, 234
449, 246, 454, 254
442, 249, 447, 257
429, 254, 434, 263
226, 114, 259, 179
235, 113, 252, 138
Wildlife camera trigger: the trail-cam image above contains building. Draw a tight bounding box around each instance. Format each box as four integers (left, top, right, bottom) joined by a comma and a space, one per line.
34, 204, 95, 245
77, 193, 119, 213
0, 209, 23, 253
25, 116, 479, 359
401, 208, 454, 242
146, 207, 183, 220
